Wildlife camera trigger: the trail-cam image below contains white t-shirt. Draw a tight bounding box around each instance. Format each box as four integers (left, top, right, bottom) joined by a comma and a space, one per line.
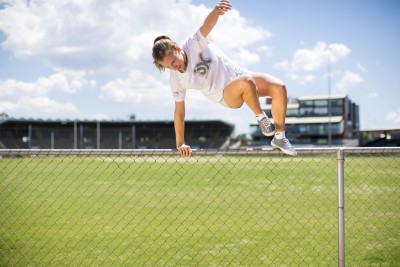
170, 29, 241, 103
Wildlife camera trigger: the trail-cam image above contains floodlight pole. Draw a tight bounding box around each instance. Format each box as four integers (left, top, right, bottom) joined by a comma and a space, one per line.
327, 48, 332, 147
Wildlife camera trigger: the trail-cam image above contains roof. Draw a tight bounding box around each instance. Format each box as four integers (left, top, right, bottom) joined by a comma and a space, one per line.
251, 116, 343, 125
359, 127, 400, 132
0, 118, 234, 128
262, 94, 349, 109
285, 116, 343, 124
297, 94, 347, 101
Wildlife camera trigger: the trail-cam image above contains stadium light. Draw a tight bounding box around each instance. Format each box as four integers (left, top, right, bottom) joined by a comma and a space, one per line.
327, 47, 332, 147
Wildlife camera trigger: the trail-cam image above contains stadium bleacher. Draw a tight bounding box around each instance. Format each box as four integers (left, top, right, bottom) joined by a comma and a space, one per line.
0, 118, 234, 149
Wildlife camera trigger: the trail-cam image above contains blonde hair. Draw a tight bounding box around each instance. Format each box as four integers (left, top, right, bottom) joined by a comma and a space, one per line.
152, 35, 177, 71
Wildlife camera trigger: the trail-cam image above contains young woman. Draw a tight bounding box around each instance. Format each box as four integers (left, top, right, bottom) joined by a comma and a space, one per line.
152, 0, 297, 157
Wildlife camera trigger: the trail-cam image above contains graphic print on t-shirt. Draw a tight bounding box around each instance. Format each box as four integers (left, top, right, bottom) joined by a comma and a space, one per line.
194, 52, 212, 77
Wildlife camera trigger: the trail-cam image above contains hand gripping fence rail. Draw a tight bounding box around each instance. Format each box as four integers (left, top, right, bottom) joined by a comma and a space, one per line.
1, 147, 399, 266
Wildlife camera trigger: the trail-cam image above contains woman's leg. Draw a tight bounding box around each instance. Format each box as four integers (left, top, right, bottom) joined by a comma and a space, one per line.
223, 72, 297, 155
222, 74, 263, 114
223, 72, 288, 132
223, 74, 275, 136
250, 72, 288, 132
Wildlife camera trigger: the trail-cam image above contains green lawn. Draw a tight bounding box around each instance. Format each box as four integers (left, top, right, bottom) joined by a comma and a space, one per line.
1, 154, 399, 266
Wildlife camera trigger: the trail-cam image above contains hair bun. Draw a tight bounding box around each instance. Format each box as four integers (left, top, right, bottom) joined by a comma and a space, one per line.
153, 35, 171, 44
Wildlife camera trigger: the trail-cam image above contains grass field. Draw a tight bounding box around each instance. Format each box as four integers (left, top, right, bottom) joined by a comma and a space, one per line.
1, 153, 399, 266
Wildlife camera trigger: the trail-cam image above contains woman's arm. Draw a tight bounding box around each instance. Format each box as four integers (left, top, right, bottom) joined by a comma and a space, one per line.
174, 101, 192, 157
200, 0, 232, 38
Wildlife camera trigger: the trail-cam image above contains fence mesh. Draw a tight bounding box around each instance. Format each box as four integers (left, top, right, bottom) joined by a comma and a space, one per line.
344, 150, 400, 266
0, 148, 399, 266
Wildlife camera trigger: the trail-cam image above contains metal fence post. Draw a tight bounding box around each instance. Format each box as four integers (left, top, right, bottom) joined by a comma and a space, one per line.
337, 148, 345, 267
97, 121, 101, 149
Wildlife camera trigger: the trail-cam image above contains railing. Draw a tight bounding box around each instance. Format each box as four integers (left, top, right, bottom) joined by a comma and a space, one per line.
1, 148, 399, 266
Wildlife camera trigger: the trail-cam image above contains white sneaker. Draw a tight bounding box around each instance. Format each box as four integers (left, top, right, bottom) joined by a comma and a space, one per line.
258, 117, 276, 136
271, 137, 297, 156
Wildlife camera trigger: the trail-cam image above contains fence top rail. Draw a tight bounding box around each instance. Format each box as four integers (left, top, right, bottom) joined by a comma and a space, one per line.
1, 147, 400, 157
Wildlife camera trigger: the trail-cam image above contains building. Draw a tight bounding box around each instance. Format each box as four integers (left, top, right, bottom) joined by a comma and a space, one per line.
359, 128, 400, 147
250, 94, 360, 146
0, 118, 234, 149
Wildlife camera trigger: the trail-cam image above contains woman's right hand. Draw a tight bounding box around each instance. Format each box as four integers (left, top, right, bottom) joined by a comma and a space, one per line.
215, 0, 232, 15
177, 144, 192, 157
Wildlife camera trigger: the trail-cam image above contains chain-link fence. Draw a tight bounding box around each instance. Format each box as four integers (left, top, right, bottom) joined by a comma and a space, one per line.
1, 148, 399, 266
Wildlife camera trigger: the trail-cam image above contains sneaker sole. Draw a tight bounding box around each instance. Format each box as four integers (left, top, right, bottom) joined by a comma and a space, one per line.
262, 129, 276, 137
271, 142, 298, 156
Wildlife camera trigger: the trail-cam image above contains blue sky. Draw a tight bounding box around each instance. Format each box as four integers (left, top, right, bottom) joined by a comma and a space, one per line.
0, 0, 399, 134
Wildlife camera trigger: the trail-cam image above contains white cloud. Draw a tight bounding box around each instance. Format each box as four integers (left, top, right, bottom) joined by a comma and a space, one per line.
335, 71, 364, 91
0, 72, 96, 100
0, 0, 175, 69
327, 43, 352, 64
290, 43, 327, 72
278, 42, 351, 72
0, 79, 46, 98
0, 0, 271, 72
0, 0, 272, 130
0, 71, 95, 118
286, 73, 317, 85
275, 41, 351, 85
100, 70, 170, 105
274, 60, 290, 71
0, 97, 78, 118
385, 109, 400, 124
234, 48, 261, 66
368, 92, 378, 97
212, 9, 272, 50
257, 45, 273, 57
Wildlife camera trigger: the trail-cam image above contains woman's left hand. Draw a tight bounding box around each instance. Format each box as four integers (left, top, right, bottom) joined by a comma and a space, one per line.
177, 144, 192, 157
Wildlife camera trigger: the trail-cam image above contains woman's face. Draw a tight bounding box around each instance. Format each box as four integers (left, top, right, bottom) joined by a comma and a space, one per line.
159, 47, 187, 73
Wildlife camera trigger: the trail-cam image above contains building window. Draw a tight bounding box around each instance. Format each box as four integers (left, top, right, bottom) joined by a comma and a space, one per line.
331, 106, 344, 116
318, 124, 325, 134
286, 109, 299, 117
299, 125, 308, 134
314, 100, 328, 106
314, 107, 328, 116
302, 100, 313, 107
331, 99, 344, 107
300, 107, 313, 116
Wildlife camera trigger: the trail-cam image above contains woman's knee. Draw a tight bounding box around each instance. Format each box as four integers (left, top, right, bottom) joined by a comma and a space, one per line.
245, 74, 257, 87
270, 83, 287, 98
240, 75, 258, 95
279, 84, 288, 97
223, 77, 257, 108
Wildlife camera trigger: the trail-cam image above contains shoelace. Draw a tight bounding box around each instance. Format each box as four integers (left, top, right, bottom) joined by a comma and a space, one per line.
283, 138, 290, 144
282, 138, 294, 147
260, 117, 271, 128
275, 137, 290, 146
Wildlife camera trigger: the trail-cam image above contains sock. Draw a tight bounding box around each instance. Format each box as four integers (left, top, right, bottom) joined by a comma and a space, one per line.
275, 131, 285, 140
255, 112, 267, 121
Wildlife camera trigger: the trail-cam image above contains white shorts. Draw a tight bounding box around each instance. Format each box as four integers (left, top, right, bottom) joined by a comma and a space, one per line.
219, 67, 251, 108
219, 98, 230, 108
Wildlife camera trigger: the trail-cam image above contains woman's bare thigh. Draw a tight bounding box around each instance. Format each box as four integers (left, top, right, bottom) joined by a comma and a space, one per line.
222, 72, 285, 108
251, 72, 285, 97
222, 75, 253, 108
